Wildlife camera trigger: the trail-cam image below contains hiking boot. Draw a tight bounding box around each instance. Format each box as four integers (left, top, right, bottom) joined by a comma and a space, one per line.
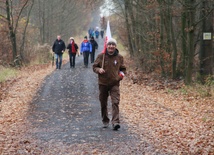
113, 124, 120, 130
103, 123, 109, 128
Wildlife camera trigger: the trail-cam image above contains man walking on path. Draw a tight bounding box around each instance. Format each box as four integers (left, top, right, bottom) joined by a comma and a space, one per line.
81, 36, 92, 68
100, 29, 104, 38
95, 28, 100, 39
93, 38, 126, 130
52, 35, 66, 69
89, 36, 98, 63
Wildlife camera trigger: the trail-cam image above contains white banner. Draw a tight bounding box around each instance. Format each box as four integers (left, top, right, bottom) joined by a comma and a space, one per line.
102, 20, 112, 53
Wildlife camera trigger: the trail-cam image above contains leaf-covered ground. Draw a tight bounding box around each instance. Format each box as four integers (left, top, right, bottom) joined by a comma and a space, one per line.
0, 64, 55, 154
0, 58, 213, 154
120, 59, 214, 154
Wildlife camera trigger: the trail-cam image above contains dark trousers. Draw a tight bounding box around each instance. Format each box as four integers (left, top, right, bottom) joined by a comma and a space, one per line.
83, 51, 90, 67
90, 50, 95, 63
100, 31, 104, 38
99, 84, 120, 125
69, 53, 76, 68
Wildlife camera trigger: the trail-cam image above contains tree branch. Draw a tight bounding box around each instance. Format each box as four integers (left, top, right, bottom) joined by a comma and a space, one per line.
14, 0, 29, 33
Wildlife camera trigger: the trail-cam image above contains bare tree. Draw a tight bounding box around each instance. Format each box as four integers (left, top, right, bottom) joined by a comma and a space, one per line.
0, 0, 33, 65
30, 0, 103, 45
108, 0, 213, 84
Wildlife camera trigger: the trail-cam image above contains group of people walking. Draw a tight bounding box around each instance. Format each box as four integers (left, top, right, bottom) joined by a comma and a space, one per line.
80, 36, 98, 67
88, 27, 104, 39
52, 33, 126, 131
52, 35, 98, 69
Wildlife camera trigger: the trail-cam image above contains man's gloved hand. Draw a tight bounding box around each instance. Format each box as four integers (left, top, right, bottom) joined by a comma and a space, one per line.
119, 71, 125, 79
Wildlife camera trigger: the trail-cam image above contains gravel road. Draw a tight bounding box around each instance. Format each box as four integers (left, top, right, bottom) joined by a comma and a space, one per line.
26, 38, 155, 154
21, 11, 158, 155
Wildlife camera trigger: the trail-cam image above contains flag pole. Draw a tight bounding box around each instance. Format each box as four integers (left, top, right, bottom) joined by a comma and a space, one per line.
102, 53, 105, 69
101, 20, 111, 69
101, 36, 108, 69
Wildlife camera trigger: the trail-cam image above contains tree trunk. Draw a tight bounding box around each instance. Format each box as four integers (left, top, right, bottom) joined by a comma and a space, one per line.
167, 0, 178, 79
157, 0, 166, 76
185, 0, 195, 84
199, 0, 213, 76
19, 0, 34, 61
124, 0, 134, 56
6, 0, 17, 62
181, 7, 188, 77
128, 2, 137, 55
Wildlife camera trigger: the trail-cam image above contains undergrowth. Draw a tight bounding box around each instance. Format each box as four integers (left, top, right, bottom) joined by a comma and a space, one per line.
0, 67, 18, 82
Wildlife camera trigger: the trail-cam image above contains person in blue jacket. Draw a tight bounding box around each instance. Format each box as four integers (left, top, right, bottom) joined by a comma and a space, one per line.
88, 27, 93, 38
95, 29, 100, 39
81, 36, 92, 68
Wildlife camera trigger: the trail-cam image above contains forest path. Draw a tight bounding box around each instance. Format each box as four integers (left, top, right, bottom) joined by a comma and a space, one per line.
20, 38, 155, 154
0, 9, 213, 155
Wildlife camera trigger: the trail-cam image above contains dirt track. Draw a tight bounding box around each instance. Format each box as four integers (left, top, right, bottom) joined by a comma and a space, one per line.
1, 51, 213, 154
22, 49, 157, 154
0, 35, 161, 154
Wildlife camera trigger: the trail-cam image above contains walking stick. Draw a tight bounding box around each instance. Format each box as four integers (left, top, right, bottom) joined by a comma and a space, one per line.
52, 53, 54, 67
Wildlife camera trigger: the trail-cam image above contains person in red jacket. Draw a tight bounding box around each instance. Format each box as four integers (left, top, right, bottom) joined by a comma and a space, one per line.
93, 38, 126, 130
67, 37, 78, 68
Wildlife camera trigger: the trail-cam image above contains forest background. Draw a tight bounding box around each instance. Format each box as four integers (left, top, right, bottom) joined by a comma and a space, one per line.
0, 0, 214, 96
0, 0, 213, 154
0, 0, 213, 110
0, 0, 213, 85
